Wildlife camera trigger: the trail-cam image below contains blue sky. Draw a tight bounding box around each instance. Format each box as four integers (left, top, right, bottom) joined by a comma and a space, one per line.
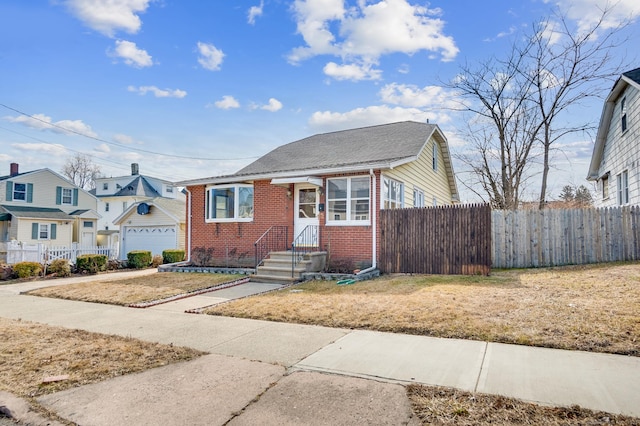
1, 0, 639, 201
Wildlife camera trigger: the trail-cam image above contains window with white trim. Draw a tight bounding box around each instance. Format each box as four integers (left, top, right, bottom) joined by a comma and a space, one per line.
205, 184, 254, 222
83, 221, 93, 228
13, 183, 27, 201
39, 224, 49, 239
105, 202, 110, 212
413, 187, 425, 207
103, 183, 108, 190
61, 188, 73, 205
432, 142, 438, 172
617, 170, 629, 205
382, 176, 404, 209
602, 176, 609, 200
621, 97, 628, 132
327, 177, 370, 224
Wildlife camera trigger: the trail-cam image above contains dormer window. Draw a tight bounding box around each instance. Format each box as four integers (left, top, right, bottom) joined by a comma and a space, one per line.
621, 97, 627, 132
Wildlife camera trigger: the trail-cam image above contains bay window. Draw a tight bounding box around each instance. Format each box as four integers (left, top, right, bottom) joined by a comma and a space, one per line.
206, 184, 254, 222
327, 176, 370, 224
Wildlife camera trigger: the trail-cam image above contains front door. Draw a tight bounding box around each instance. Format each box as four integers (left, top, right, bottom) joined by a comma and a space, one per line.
294, 184, 319, 246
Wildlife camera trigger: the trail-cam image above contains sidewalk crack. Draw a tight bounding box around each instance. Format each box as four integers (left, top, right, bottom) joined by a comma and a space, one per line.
474, 342, 489, 392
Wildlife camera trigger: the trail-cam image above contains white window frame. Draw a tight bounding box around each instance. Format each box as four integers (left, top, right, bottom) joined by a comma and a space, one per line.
621, 97, 628, 133
326, 176, 370, 226
413, 187, 425, 208
617, 170, 629, 205
83, 221, 93, 228
105, 202, 110, 212
102, 182, 108, 190
382, 176, 404, 210
61, 188, 73, 205
432, 142, 438, 172
205, 184, 254, 222
602, 175, 609, 200
39, 223, 50, 240
13, 182, 27, 202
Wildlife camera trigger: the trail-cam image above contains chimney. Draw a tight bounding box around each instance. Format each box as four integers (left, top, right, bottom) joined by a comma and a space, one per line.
10, 163, 19, 176
131, 163, 139, 176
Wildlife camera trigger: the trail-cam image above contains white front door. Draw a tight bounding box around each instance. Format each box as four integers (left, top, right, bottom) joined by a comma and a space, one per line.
82, 231, 95, 246
294, 184, 319, 246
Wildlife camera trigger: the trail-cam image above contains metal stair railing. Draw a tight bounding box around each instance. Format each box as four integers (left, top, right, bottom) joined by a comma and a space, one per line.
291, 225, 320, 277
254, 225, 288, 273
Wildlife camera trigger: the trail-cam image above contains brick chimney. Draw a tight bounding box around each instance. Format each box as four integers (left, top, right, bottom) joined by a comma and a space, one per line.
10, 163, 19, 176
131, 163, 139, 176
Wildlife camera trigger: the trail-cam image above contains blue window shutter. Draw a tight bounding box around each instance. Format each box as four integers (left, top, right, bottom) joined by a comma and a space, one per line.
73, 188, 78, 206
51, 224, 57, 240
32, 223, 38, 239
5, 181, 13, 201
56, 186, 62, 205
27, 183, 33, 203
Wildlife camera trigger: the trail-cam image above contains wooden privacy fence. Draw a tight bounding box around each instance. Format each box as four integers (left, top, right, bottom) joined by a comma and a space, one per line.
379, 204, 492, 275
492, 206, 640, 268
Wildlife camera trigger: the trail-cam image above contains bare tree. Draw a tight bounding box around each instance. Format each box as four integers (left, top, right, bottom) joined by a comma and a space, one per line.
61, 154, 102, 189
523, 8, 629, 209
448, 5, 630, 210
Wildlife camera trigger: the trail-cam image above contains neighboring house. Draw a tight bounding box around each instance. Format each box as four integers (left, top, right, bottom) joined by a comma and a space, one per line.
113, 197, 186, 259
93, 163, 185, 257
587, 67, 640, 207
0, 163, 100, 247
179, 121, 459, 271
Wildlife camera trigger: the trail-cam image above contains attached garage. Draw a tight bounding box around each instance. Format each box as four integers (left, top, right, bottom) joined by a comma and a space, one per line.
114, 198, 186, 260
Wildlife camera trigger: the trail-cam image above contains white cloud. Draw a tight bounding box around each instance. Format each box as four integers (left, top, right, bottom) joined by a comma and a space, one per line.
547, 0, 640, 33
197, 42, 225, 71
63, 0, 153, 37
309, 105, 433, 132
110, 40, 153, 68
127, 85, 187, 98
10, 142, 68, 155
5, 113, 97, 137
214, 95, 240, 109
379, 83, 459, 110
94, 143, 111, 153
323, 62, 382, 81
289, 0, 459, 81
261, 98, 283, 112
248, 1, 264, 25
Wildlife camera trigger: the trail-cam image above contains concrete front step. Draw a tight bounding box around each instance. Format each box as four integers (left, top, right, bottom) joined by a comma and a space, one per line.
257, 265, 307, 279
249, 274, 299, 284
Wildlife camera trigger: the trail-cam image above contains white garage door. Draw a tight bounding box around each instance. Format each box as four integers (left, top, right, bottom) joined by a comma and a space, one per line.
122, 226, 177, 258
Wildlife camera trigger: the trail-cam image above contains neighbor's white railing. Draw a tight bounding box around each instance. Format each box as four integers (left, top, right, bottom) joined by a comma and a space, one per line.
2, 241, 116, 265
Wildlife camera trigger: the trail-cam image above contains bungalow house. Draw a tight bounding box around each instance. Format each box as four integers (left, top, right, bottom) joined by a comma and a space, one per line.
0, 163, 100, 250
587, 67, 640, 206
180, 121, 459, 278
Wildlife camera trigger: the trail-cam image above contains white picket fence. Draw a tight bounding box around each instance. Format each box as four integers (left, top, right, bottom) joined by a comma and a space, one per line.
1, 241, 116, 265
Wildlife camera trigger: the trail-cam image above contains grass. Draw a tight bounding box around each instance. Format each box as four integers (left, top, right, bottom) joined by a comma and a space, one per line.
205, 263, 640, 356
0, 317, 204, 423
26, 272, 241, 305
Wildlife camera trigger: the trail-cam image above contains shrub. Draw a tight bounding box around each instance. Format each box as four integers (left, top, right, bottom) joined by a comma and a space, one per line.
162, 249, 185, 264
48, 259, 71, 277
151, 255, 163, 268
1, 264, 14, 280
76, 254, 107, 274
127, 251, 152, 269
13, 261, 43, 278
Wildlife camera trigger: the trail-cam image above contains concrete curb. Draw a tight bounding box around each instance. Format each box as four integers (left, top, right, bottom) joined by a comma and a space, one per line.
0, 391, 64, 426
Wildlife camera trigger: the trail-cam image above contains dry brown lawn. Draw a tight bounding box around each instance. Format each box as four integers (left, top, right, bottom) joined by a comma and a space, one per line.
27, 272, 240, 305
0, 317, 204, 423
206, 263, 640, 356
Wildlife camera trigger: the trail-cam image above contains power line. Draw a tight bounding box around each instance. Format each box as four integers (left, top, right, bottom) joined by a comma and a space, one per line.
0, 103, 261, 162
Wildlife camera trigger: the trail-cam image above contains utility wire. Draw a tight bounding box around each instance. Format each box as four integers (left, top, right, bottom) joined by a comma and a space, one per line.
0, 103, 261, 161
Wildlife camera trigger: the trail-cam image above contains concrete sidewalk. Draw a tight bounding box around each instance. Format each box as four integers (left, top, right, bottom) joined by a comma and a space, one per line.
1, 278, 639, 424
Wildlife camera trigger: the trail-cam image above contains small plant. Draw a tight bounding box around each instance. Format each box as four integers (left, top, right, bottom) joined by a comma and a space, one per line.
127, 251, 152, 269
106, 259, 123, 271
0, 264, 13, 280
12, 261, 43, 278
48, 258, 71, 277
151, 255, 163, 268
162, 249, 185, 264
76, 254, 107, 274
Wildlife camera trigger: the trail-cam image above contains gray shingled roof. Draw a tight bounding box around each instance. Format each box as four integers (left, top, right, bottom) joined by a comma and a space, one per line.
623, 67, 640, 85
150, 197, 186, 222
0, 205, 73, 220
236, 121, 436, 176
114, 176, 161, 197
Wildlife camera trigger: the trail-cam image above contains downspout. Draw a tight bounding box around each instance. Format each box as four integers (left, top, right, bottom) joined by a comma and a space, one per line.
185, 187, 192, 262
357, 169, 377, 276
